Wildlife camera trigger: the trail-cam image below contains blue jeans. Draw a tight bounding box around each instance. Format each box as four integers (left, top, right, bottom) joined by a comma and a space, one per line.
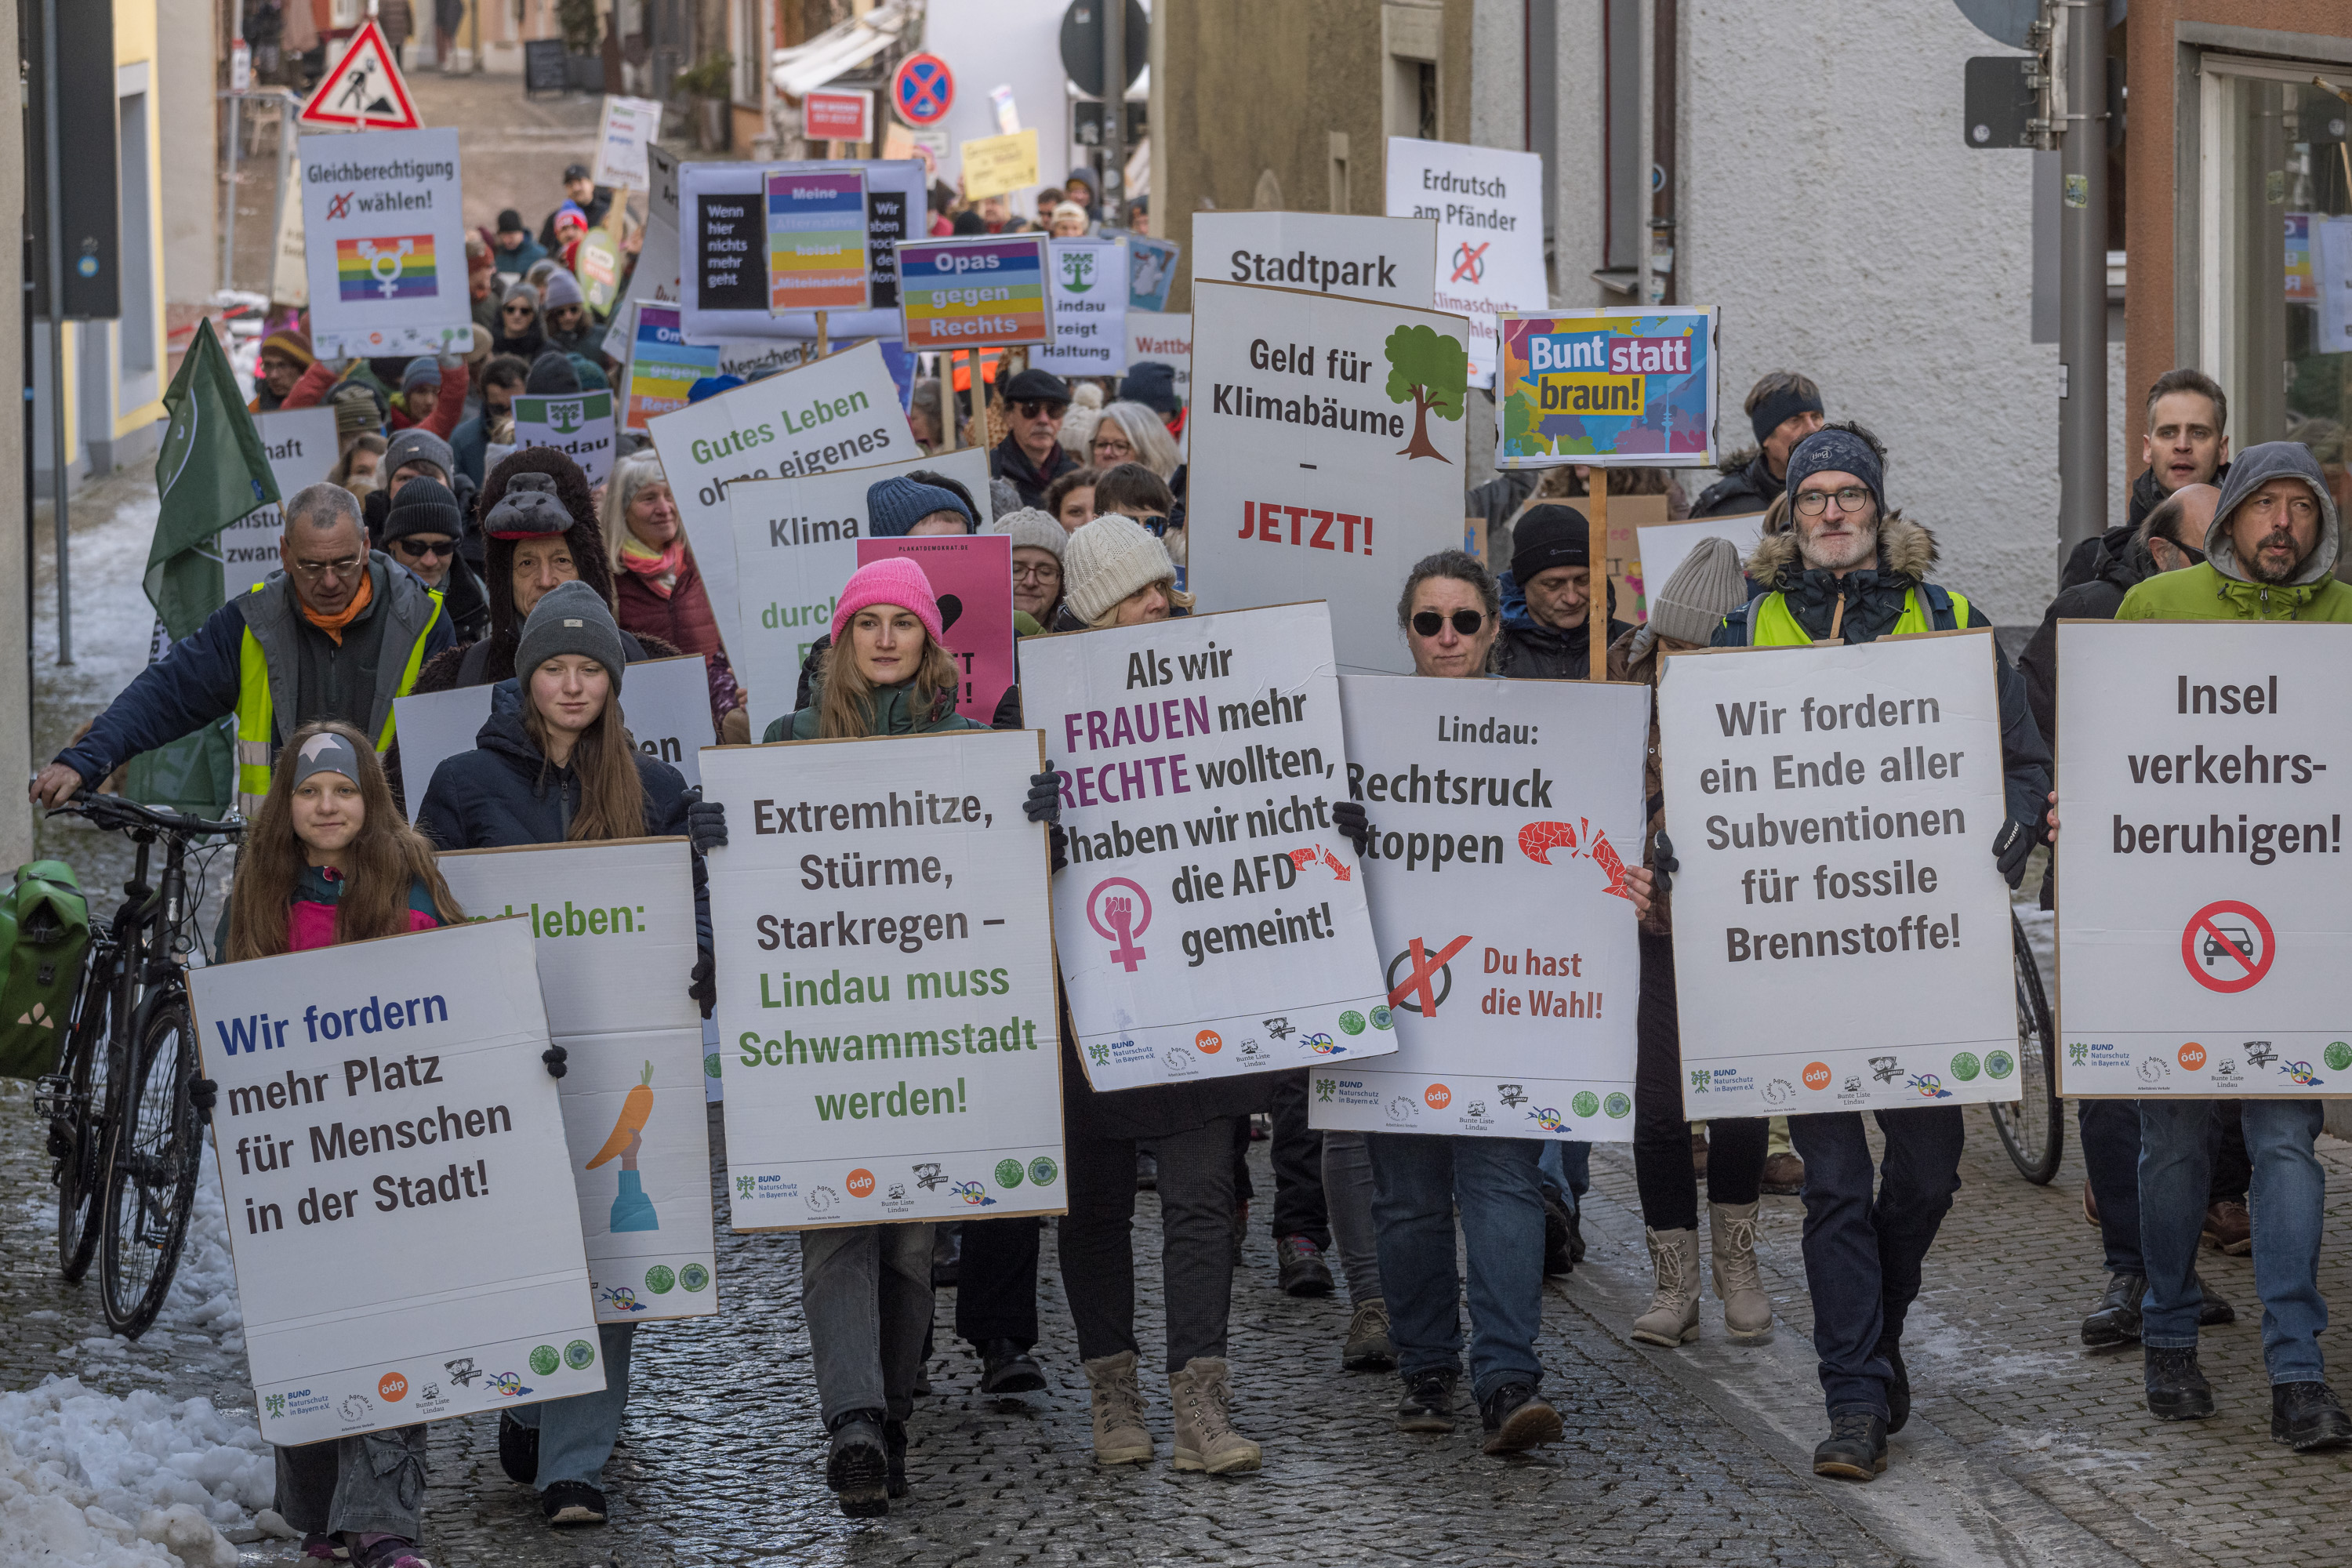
1537, 1140, 1591, 1215
1366, 1132, 1547, 1402
274, 1426, 426, 1539
1787, 1108, 1964, 1418
513, 1321, 634, 1489
2138, 1098, 2327, 1382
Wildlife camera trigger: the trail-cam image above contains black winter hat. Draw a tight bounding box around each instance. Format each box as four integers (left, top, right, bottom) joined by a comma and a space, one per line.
1003, 368, 1070, 406
525, 350, 583, 395
384, 477, 463, 545
496, 209, 525, 235
1118, 361, 1181, 416
1510, 503, 1592, 583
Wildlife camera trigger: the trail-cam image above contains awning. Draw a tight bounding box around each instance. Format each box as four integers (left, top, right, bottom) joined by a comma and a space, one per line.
771, 0, 913, 100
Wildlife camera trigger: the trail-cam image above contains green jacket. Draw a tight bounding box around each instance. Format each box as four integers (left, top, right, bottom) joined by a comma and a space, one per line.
2114, 561, 2352, 623
761, 679, 985, 742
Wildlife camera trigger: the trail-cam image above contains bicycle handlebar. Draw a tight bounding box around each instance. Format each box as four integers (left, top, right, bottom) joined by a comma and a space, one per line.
52, 790, 245, 841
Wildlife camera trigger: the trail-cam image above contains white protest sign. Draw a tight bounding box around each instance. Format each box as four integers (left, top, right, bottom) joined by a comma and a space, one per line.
397, 655, 714, 803
1312, 675, 1647, 1139
1185, 280, 1470, 673
701, 729, 1068, 1229
1189, 212, 1438, 309
1020, 604, 1392, 1091
189, 920, 602, 1444
1126, 311, 1192, 403
1034, 238, 1129, 378
648, 342, 922, 656
1635, 514, 1766, 619
727, 446, 993, 737
216, 408, 342, 588
592, 95, 665, 191
271, 140, 307, 307
299, 128, 472, 359
1385, 137, 1545, 385
513, 390, 617, 487
2056, 622, 2352, 1097
1658, 631, 2017, 1116
681, 158, 924, 341
602, 146, 681, 360
435, 840, 718, 1318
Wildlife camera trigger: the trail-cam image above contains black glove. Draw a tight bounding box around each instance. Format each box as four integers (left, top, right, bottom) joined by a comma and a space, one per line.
188, 1076, 216, 1127
1651, 830, 1678, 898
690, 949, 716, 1018
1050, 825, 1069, 874
1025, 766, 1063, 826
686, 790, 728, 855
1333, 800, 1371, 855
543, 1044, 568, 1080
1991, 815, 2039, 889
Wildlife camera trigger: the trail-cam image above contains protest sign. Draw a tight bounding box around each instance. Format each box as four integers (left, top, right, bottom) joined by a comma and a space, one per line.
726, 446, 993, 735
648, 342, 923, 657
681, 159, 920, 341
623, 302, 721, 430
1636, 514, 1766, 623
1184, 280, 1470, 673
1309, 675, 1646, 1139
962, 129, 1040, 200
858, 534, 1015, 725
214, 408, 340, 588
299, 129, 472, 359
1036, 239, 1129, 377
435, 840, 717, 1320
189, 919, 602, 1444
1019, 604, 1392, 1091
700, 729, 1067, 1229
895, 234, 1051, 351
1495, 308, 1719, 470
1384, 139, 1544, 384
1189, 212, 1438, 310
513, 390, 617, 487
577, 223, 626, 316
2055, 621, 2352, 1097
1657, 631, 2017, 1116
766, 168, 872, 314
270, 140, 307, 307
397, 655, 713, 800
1123, 233, 1181, 312
592, 95, 664, 191
1126, 311, 1191, 405
601, 147, 681, 360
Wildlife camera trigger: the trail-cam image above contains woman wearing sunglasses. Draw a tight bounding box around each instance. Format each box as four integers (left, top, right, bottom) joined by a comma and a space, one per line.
492, 281, 549, 361
380, 477, 491, 642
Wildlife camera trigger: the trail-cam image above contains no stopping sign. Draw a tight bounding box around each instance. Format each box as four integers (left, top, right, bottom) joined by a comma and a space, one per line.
2182, 900, 2274, 993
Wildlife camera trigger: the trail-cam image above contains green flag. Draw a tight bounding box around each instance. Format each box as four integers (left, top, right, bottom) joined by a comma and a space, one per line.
146, 321, 279, 642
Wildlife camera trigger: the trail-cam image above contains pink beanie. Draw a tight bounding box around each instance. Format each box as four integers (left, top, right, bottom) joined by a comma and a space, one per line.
832, 557, 944, 645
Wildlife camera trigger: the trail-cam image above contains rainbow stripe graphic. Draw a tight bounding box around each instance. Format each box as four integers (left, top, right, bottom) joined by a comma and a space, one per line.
765, 171, 870, 310
896, 237, 1050, 350
335, 236, 439, 302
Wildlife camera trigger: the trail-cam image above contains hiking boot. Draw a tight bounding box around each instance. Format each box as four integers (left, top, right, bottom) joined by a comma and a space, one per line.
1342, 1298, 1394, 1370
978, 1338, 1047, 1395
884, 1419, 910, 1497
539, 1481, 605, 1527
2204, 1198, 2252, 1255
1632, 1228, 1701, 1347
2196, 1272, 2238, 1327
1396, 1368, 1457, 1433
1709, 1201, 1773, 1344
1276, 1234, 1335, 1297
825, 1408, 892, 1516
1169, 1356, 1261, 1474
2144, 1345, 2216, 1421
1878, 1336, 1911, 1434
2271, 1381, 2352, 1452
496, 1411, 539, 1486
2082, 1272, 2146, 1349
1542, 1193, 1576, 1276
1759, 1151, 1806, 1196
1812, 1408, 1888, 1479
1083, 1349, 1153, 1465
299, 1536, 348, 1562
1478, 1381, 1563, 1455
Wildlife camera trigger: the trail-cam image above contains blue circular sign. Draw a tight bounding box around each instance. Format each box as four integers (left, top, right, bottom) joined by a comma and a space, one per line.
892, 53, 954, 127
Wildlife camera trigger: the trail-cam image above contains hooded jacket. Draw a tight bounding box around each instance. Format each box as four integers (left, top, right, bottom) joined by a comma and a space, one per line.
1692, 447, 1783, 519
2115, 442, 2352, 624
1491, 571, 1632, 681
416, 707, 695, 850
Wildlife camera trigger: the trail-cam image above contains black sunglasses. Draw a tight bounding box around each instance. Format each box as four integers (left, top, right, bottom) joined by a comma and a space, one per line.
1412, 609, 1486, 637
1015, 400, 1067, 419
392, 537, 456, 559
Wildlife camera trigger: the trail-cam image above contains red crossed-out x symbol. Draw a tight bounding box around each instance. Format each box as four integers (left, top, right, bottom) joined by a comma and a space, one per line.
326, 191, 354, 220
1387, 935, 1473, 1018
1450, 241, 1489, 282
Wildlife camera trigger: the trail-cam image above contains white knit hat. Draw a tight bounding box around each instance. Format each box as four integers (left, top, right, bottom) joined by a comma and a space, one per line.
1064, 514, 1175, 623
989, 507, 1065, 559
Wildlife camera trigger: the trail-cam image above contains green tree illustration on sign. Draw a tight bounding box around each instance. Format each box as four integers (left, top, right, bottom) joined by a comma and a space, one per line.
1062, 250, 1097, 293
1384, 325, 1468, 463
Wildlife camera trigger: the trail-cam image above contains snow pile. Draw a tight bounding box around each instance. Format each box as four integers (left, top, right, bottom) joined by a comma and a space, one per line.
0, 1378, 270, 1533
0, 1426, 234, 1566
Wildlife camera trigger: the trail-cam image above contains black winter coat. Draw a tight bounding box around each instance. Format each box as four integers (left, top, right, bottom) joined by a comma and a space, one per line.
1692, 449, 1781, 518
416, 710, 695, 849
2018, 524, 2151, 757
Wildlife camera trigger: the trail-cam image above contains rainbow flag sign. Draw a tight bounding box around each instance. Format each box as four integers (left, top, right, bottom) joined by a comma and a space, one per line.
764, 168, 870, 314
335, 235, 437, 301
894, 234, 1050, 350
299, 127, 470, 358
623, 301, 720, 430
1494, 307, 1719, 470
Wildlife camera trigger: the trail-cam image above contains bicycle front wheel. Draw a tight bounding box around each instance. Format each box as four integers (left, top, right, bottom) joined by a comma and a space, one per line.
100, 995, 202, 1338
1989, 912, 2064, 1185
54, 966, 116, 1282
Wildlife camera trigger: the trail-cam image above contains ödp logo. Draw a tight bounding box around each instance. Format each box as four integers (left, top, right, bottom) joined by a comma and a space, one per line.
1425, 1083, 1453, 1110
846, 1168, 877, 1198
2179, 1042, 2208, 1072
1196, 1029, 1223, 1054
1802, 1061, 1833, 1091
378, 1372, 408, 1403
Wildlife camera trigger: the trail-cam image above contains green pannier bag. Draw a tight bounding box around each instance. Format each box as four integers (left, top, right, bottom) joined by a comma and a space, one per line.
0, 860, 92, 1078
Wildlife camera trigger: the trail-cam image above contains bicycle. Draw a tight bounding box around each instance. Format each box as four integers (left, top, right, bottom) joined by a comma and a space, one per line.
33, 792, 241, 1338
1988, 909, 2064, 1185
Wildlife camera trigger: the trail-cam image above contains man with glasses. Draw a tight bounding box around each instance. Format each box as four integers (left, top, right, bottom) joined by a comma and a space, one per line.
382, 477, 489, 642
992, 368, 1074, 508
1708, 427, 2051, 1481
30, 484, 453, 818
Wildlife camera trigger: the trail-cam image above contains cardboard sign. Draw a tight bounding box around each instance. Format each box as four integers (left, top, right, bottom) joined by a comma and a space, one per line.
513, 390, 617, 487
1657, 631, 2017, 1116
622, 302, 722, 430
1383, 139, 1544, 384
1035, 239, 1128, 377
601, 146, 681, 361
1496, 308, 1719, 470
576, 224, 626, 316
270, 141, 307, 307
1125, 311, 1191, 405
1189, 212, 1438, 310
961, 129, 1040, 200
299, 128, 472, 359
2056, 622, 2352, 1097
1635, 513, 1766, 626
765, 168, 873, 314
1123, 233, 1181, 312
726, 446, 993, 737
1018, 604, 1393, 1091
1184, 280, 1471, 673
189, 920, 602, 1444
214, 408, 341, 587
1310, 675, 1648, 1140
435, 840, 718, 1319
895, 234, 1051, 351
592, 95, 665, 191
700, 730, 1068, 1229
682, 159, 921, 341
858, 534, 1015, 726
397, 655, 714, 804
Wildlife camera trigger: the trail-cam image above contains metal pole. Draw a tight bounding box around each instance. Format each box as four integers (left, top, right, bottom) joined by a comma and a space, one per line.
1100, 0, 1124, 227
41, 0, 69, 664
2056, 0, 2108, 561
223, 0, 248, 293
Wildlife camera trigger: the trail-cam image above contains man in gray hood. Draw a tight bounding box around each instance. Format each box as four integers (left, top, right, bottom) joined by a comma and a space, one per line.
2114, 440, 2350, 623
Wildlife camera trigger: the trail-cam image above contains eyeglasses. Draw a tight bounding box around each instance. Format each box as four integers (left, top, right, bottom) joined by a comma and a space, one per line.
391, 537, 456, 560
1792, 486, 1874, 517
1015, 400, 1067, 420
289, 554, 366, 582
1412, 608, 1486, 638
1012, 561, 1062, 583
1091, 436, 1134, 456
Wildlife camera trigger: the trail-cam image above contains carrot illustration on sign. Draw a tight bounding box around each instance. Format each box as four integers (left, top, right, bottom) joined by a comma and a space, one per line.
587, 1060, 661, 1232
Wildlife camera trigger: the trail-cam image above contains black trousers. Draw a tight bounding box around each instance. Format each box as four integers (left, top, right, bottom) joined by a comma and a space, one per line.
1632, 928, 1767, 1230
1264, 1069, 1331, 1246
954, 1216, 1042, 1349
1060, 1116, 1238, 1374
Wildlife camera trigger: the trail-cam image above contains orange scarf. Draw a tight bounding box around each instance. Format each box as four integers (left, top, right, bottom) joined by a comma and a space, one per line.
300, 571, 374, 645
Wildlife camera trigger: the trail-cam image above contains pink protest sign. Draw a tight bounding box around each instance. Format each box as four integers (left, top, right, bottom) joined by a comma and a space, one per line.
856, 534, 1016, 724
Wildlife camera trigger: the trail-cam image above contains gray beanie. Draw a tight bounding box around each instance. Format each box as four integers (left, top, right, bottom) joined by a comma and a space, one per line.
540, 268, 586, 311
383, 427, 455, 487
989, 506, 1065, 559
1064, 514, 1175, 622
1647, 535, 1748, 647
515, 579, 627, 693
